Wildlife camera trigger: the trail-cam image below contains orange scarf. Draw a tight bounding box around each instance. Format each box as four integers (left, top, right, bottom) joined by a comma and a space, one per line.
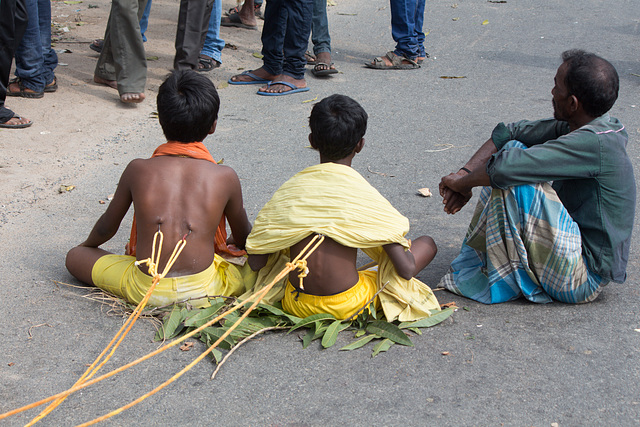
125, 141, 246, 257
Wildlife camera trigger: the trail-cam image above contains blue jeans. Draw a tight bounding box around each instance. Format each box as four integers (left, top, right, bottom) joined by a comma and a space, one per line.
390, 0, 426, 59
261, 0, 313, 79
200, 0, 224, 63
310, 0, 330, 55
14, 0, 58, 92
139, 0, 152, 42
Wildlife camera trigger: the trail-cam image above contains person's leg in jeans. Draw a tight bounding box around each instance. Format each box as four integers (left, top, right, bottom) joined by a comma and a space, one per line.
228, 0, 286, 84
198, 0, 224, 71
413, 0, 427, 62
309, 0, 336, 75
38, 0, 58, 89
11, 0, 46, 96
390, 0, 419, 59
0, 0, 31, 126
139, 0, 152, 42
259, 0, 312, 93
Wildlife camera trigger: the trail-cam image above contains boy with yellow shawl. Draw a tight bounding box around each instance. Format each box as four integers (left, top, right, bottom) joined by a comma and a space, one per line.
66, 70, 252, 308
246, 94, 440, 322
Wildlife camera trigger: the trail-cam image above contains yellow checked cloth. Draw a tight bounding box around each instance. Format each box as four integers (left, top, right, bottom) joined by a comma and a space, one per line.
244, 163, 441, 322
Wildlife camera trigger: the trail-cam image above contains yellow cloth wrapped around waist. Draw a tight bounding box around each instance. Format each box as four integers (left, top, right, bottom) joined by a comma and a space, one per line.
92, 253, 249, 308
282, 270, 381, 320
245, 163, 440, 322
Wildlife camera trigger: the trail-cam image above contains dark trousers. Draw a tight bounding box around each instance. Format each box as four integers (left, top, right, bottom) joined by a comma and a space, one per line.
174, 0, 214, 70
261, 0, 313, 79
0, 0, 29, 122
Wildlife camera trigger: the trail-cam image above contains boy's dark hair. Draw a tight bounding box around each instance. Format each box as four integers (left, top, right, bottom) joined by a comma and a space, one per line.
309, 94, 368, 160
561, 49, 619, 117
157, 70, 220, 143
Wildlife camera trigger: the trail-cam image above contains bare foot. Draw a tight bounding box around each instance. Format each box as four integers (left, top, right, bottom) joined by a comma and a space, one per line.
94, 75, 117, 89
120, 93, 145, 103
229, 67, 276, 83
258, 74, 307, 94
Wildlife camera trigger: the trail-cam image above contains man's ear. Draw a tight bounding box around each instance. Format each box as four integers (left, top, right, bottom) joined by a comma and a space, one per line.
208, 120, 218, 135
308, 133, 317, 148
354, 138, 365, 153
568, 95, 580, 113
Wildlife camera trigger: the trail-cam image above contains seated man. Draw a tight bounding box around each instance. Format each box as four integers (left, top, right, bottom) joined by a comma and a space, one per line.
246, 94, 440, 322
438, 49, 635, 304
66, 70, 252, 308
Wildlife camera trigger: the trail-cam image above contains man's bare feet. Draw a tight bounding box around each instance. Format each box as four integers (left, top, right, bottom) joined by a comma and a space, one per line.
258, 74, 308, 95
221, 1, 258, 30
229, 67, 276, 84
94, 75, 117, 89
94, 75, 144, 103
120, 93, 145, 103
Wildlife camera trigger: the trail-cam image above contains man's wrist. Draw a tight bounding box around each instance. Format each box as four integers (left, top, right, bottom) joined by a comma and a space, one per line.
459, 167, 472, 175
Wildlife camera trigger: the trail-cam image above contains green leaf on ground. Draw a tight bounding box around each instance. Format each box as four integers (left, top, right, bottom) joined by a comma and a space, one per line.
340, 334, 377, 351
366, 320, 413, 346
321, 320, 351, 348
398, 307, 454, 329
372, 338, 394, 357
289, 313, 336, 333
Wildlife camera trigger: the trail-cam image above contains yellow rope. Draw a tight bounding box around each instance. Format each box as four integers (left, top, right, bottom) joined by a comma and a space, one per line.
77, 234, 324, 426
0, 234, 324, 425
25, 230, 186, 426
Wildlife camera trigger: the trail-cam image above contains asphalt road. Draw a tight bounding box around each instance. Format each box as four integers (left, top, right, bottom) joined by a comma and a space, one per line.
1, 0, 639, 425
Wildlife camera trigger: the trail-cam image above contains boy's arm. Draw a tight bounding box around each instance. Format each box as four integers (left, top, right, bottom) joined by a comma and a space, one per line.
383, 236, 437, 280
81, 163, 135, 248
223, 167, 252, 250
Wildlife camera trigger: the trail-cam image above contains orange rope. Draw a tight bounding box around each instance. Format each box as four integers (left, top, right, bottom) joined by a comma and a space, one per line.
26, 230, 187, 426
0, 235, 325, 425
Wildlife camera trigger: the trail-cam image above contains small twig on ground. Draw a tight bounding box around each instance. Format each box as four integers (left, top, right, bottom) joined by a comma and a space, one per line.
28, 323, 52, 339
211, 326, 288, 380
367, 166, 395, 177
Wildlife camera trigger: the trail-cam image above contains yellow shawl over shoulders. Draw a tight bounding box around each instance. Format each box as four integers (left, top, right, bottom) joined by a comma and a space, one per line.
245, 163, 440, 322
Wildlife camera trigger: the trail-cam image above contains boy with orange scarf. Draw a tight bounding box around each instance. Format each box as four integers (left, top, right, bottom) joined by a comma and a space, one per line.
66, 70, 252, 307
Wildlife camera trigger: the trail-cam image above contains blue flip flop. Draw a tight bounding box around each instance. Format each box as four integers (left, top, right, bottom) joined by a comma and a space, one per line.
228, 70, 270, 85
257, 81, 310, 96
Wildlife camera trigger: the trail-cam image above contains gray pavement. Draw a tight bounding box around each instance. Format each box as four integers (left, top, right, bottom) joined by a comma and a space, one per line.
1, 0, 639, 425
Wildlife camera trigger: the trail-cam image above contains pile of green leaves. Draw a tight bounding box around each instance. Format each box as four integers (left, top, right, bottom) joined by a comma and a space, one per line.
155, 298, 454, 360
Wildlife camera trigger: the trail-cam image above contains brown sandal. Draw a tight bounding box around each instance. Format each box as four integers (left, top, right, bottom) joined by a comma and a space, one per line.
365, 51, 420, 70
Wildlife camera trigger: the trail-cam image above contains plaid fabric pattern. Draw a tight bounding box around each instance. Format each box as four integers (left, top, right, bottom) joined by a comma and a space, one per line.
440, 143, 608, 304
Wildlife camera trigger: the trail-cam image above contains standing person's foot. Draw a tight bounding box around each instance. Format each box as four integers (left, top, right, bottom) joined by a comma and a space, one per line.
120, 93, 145, 103
94, 75, 118, 89
226, 2, 262, 18
0, 114, 32, 128
221, 12, 258, 30
7, 78, 44, 98
90, 39, 104, 53
45, 77, 58, 93
228, 67, 275, 85
197, 55, 221, 72
365, 51, 420, 69
310, 52, 338, 77
257, 74, 308, 96
94, 75, 144, 103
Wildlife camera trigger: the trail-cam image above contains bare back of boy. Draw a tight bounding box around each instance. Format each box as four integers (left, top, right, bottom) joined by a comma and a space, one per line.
128, 156, 249, 277
67, 155, 251, 285
288, 235, 360, 296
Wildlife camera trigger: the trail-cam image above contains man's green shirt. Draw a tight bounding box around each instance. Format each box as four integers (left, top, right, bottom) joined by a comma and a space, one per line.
487, 114, 635, 283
